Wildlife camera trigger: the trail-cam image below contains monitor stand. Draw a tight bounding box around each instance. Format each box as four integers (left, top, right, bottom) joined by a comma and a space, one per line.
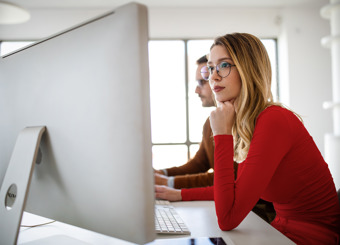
0, 126, 46, 245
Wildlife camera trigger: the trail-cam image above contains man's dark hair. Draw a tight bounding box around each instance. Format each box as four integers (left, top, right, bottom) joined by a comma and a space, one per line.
196, 55, 208, 65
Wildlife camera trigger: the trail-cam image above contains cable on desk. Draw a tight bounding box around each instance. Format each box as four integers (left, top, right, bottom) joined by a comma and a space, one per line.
21, 220, 56, 228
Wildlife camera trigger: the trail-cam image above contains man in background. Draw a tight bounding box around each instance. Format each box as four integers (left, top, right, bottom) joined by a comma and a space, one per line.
154, 55, 217, 189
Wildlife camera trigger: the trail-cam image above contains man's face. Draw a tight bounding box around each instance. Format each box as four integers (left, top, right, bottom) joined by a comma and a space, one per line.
195, 63, 215, 107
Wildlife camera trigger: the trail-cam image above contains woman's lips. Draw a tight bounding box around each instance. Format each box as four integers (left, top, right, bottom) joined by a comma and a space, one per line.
213, 86, 225, 93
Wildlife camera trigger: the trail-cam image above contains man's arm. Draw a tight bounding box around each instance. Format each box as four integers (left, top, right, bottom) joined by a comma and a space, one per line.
162, 118, 215, 188
155, 118, 238, 188
173, 171, 214, 188
172, 161, 238, 189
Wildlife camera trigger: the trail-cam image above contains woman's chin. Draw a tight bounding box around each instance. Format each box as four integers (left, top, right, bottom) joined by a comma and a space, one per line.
216, 97, 231, 103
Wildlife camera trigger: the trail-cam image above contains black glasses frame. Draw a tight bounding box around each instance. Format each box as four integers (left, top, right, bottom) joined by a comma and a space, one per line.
201, 62, 236, 80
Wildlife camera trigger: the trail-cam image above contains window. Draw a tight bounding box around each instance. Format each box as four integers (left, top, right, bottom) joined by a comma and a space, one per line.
149, 39, 278, 170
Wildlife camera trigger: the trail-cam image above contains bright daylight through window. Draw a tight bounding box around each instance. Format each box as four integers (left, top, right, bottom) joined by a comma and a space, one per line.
149, 39, 278, 170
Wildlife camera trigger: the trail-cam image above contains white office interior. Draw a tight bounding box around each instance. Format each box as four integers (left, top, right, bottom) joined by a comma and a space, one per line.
1, 0, 338, 187
0, 0, 339, 244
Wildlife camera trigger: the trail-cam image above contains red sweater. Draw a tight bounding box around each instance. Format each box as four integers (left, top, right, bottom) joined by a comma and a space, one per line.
182, 106, 340, 244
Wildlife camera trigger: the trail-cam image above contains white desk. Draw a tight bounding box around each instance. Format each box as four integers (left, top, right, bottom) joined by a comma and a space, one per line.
18, 201, 295, 245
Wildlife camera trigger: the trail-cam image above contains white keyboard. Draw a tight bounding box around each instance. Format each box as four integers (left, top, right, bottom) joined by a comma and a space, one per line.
155, 200, 191, 235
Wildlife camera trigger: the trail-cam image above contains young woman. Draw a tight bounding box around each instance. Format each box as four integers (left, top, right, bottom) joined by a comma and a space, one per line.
155, 33, 340, 244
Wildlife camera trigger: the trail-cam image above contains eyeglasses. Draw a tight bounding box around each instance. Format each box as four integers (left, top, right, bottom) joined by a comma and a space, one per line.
197, 79, 208, 87
200, 61, 236, 80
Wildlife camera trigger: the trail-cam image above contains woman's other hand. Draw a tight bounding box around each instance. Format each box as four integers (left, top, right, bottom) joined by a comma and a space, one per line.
155, 185, 182, 201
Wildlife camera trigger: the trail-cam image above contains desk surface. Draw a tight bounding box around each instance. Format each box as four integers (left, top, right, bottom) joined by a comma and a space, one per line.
18, 201, 294, 245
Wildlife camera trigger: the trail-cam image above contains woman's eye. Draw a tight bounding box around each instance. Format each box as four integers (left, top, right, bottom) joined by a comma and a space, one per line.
208, 67, 214, 73
220, 62, 230, 68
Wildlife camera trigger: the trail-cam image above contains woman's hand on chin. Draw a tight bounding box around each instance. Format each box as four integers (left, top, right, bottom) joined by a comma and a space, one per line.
209, 99, 236, 136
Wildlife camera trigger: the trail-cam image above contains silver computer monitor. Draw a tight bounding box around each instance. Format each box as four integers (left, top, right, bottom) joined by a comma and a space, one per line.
0, 3, 155, 244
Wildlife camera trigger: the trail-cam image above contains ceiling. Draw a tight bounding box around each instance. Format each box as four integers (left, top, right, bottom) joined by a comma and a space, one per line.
4, 0, 328, 9
0, 0, 328, 40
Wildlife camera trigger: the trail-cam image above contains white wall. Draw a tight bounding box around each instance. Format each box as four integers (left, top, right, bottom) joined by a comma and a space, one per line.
148, 8, 281, 39
0, 1, 332, 156
278, 5, 332, 156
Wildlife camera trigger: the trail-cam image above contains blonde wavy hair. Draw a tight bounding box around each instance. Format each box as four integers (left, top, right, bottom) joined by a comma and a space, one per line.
211, 33, 285, 162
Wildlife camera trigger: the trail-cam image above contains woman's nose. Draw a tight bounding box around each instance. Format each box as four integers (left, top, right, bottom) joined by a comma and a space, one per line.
210, 68, 221, 82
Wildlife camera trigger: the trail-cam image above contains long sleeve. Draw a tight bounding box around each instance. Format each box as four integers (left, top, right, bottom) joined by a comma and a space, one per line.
182, 186, 214, 201
213, 107, 292, 230
173, 172, 214, 189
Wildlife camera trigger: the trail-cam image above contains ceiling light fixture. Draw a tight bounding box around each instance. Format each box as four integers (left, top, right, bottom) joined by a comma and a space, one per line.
0, 1, 30, 24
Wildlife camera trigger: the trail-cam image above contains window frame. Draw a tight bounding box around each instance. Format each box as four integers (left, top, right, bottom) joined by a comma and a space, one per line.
149, 38, 279, 167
